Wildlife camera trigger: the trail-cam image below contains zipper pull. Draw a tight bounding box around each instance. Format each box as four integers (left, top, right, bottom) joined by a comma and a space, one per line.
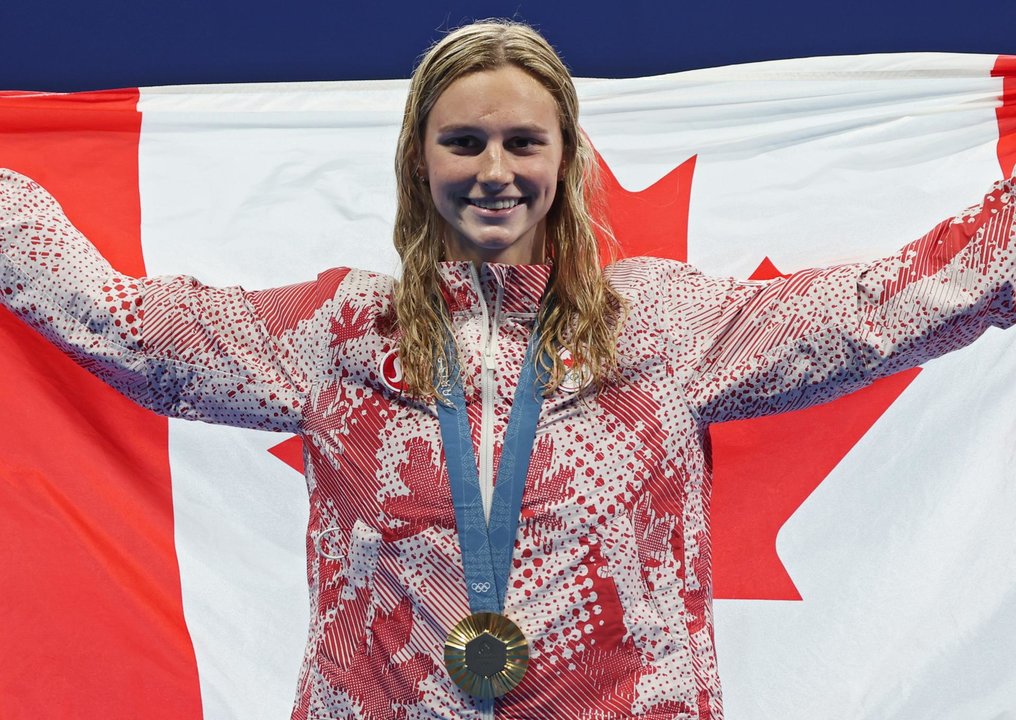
483, 348, 496, 373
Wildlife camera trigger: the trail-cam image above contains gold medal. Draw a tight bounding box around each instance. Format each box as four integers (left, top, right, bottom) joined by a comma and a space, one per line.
444, 612, 529, 698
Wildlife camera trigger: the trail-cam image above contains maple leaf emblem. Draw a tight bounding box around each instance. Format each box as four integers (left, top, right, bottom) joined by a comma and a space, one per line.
317, 597, 435, 720
439, 279, 477, 313
380, 436, 456, 540
329, 301, 372, 347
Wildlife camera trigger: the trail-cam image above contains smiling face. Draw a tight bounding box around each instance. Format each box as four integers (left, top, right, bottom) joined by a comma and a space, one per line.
422, 65, 565, 265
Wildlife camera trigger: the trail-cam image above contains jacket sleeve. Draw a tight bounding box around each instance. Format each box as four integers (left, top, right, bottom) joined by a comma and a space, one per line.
0, 168, 336, 433
674, 175, 1016, 424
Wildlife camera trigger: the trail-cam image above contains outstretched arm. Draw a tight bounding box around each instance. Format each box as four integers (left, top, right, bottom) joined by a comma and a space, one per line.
0, 169, 321, 433
668, 175, 1016, 424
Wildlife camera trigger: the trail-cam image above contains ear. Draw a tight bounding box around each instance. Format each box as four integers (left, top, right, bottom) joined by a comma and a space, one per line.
406, 146, 427, 182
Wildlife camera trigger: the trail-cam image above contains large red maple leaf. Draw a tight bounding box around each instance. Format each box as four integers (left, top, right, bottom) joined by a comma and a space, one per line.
589, 149, 918, 601
708, 260, 919, 600
271, 146, 919, 602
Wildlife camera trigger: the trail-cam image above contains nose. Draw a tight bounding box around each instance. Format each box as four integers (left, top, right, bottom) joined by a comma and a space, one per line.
477, 145, 512, 188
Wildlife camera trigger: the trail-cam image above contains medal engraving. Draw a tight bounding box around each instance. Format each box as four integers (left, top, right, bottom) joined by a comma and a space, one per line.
444, 612, 529, 698
465, 632, 508, 677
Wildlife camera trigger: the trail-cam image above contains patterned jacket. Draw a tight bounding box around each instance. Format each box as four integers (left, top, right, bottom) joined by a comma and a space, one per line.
2, 168, 1014, 719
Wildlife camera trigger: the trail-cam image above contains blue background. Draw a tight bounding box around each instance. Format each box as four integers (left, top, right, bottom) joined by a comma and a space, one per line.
1, 1, 1013, 91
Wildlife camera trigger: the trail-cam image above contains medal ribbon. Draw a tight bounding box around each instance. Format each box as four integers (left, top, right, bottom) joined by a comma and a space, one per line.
436, 327, 547, 615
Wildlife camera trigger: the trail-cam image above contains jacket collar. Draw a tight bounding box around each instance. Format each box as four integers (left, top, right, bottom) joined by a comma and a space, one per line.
438, 261, 551, 316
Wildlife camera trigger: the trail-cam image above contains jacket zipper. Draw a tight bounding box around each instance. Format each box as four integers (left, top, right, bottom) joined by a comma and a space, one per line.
470, 264, 504, 524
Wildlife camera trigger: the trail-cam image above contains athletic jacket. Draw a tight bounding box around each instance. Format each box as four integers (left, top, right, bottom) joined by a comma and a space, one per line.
2, 168, 1015, 719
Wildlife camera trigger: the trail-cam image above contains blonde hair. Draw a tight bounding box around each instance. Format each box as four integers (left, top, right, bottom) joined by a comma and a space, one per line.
392, 20, 624, 398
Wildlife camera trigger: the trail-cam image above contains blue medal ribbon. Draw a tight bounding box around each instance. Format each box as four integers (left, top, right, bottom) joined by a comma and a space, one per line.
436, 328, 548, 615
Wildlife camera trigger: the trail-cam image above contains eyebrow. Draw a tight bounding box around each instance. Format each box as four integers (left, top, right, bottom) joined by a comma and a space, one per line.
434, 123, 554, 136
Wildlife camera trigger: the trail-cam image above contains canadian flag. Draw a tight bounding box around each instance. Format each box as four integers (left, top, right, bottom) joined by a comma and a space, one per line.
1, 53, 1014, 720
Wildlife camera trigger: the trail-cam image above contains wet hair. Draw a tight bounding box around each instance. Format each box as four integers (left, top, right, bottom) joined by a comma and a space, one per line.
392, 19, 623, 398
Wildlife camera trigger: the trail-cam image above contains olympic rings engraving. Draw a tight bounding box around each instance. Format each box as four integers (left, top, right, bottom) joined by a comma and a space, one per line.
470, 582, 492, 593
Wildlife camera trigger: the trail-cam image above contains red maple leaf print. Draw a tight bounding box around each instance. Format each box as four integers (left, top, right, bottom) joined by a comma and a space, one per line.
329, 301, 372, 347
518, 436, 574, 546
439, 279, 477, 313
380, 436, 455, 540
318, 598, 435, 720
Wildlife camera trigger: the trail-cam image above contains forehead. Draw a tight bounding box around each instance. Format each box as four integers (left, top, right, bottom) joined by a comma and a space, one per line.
426, 65, 560, 133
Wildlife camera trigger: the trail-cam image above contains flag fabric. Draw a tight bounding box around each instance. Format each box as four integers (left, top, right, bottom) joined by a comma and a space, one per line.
1, 53, 1015, 720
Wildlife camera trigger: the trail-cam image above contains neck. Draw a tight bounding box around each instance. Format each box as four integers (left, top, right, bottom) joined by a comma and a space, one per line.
442, 228, 547, 266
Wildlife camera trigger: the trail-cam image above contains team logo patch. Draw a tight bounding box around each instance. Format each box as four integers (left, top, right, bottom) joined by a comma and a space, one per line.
379, 347, 405, 393
558, 347, 590, 393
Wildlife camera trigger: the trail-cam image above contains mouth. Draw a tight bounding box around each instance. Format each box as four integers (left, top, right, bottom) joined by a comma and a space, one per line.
466, 197, 525, 212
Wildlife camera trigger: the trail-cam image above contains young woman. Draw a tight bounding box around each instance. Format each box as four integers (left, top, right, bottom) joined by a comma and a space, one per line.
2, 20, 1014, 720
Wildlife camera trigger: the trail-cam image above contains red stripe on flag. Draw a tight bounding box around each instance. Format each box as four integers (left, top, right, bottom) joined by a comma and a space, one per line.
993, 55, 1016, 177
0, 91, 202, 719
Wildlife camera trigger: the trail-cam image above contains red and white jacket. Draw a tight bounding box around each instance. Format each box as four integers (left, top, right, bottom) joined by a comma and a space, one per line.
2, 168, 1015, 719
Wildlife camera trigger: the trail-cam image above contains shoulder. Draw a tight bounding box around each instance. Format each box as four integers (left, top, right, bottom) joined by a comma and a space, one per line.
247, 266, 394, 305
604, 256, 706, 300
605, 254, 694, 279
245, 266, 396, 337
604, 256, 764, 335
337, 267, 397, 297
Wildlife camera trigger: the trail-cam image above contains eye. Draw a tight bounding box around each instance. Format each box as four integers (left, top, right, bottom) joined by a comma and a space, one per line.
440, 135, 481, 152
507, 137, 543, 152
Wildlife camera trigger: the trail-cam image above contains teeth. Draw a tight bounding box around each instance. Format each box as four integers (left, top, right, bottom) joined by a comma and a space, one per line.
469, 198, 521, 210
